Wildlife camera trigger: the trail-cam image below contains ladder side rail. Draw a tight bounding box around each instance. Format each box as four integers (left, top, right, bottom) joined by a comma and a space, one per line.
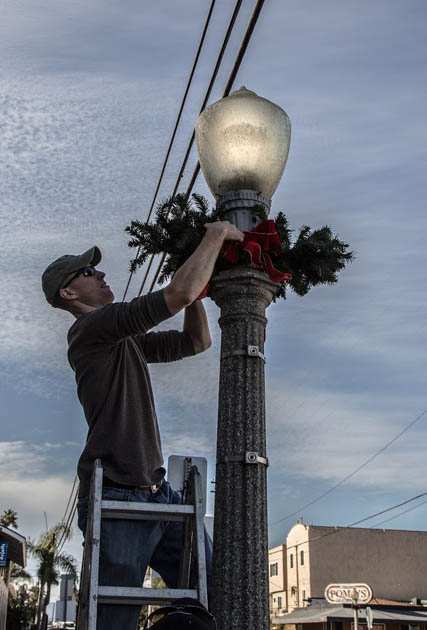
177, 471, 194, 588
77, 465, 98, 630
192, 467, 209, 608
77, 513, 91, 630
177, 517, 193, 588
87, 459, 104, 630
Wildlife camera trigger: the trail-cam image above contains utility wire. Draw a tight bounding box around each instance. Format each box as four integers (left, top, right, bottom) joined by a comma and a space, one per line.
58, 504, 78, 554
142, 0, 267, 296
59, 475, 78, 527
55, 478, 79, 552
349, 492, 427, 528
53, 474, 78, 552
285, 491, 427, 552
271, 406, 427, 527
56, 490, 78, 553
122, 0, 217, 301
372, 496, 427, 528
137, 0, 247, 297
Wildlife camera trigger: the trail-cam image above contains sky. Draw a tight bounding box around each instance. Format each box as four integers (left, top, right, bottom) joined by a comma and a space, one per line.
1, 0, 427, 588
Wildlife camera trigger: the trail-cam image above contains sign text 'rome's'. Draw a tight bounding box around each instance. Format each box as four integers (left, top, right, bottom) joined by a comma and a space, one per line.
325, 583, 373, 604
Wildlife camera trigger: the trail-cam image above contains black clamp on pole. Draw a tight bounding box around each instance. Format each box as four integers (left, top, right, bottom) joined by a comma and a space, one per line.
221, 345, 266, 362
220, 451, 269, 467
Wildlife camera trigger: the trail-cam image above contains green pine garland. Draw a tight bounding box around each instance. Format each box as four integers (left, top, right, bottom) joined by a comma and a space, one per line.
125, 193, 352, 299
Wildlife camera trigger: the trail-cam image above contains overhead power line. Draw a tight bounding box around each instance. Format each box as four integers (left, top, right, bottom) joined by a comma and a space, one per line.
373, 496, 427, 528
271, 406, 427, 527
121, 0, 217, 302
146, 0, 268, 294
136, 0, 247, 298
348, 492, 427, 528
55, 477, 79, 552
56, 489, 78, 554
285, 491, 427, 552
59, 475, 78, 526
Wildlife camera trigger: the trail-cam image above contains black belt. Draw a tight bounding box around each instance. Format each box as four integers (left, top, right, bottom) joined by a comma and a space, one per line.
103, 476, 164, 493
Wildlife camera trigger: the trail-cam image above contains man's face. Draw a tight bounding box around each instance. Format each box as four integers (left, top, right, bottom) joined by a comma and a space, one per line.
60, 267, 114, 307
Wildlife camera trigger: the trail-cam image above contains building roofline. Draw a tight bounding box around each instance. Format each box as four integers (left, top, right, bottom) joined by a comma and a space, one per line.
269, 543, 286, 553
304, 524, 427, 535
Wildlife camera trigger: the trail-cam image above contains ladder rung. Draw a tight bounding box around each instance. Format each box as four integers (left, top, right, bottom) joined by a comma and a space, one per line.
101, 500, 194, 521
97, 586, 197, 605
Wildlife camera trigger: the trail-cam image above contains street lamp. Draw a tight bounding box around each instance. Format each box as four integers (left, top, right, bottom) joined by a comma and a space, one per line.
196, 86, 291, 230
195, 88, 291, 630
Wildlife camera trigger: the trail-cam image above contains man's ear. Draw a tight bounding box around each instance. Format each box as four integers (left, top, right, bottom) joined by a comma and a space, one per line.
59, 286, 78, 302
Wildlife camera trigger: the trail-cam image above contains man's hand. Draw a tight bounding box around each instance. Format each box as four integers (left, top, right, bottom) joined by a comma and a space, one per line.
204, 221, 245, 243
164, 221, 244, 315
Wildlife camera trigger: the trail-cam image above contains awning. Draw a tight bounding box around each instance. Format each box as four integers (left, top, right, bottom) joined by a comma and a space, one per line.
273, 604, 427, 626
0, 525, 26, 567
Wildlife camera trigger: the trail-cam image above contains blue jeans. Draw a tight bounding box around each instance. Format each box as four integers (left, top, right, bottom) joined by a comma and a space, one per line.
77, 482, 212, 630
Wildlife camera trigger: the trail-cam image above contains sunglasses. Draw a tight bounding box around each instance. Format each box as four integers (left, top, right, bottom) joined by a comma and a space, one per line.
143, 605, 216, 629
62, 266, 97, 289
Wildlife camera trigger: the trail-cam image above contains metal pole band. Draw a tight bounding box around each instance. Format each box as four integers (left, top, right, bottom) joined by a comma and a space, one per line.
219, 452, 269, 467
216, 189, 271, 231
221, 344, 265, 362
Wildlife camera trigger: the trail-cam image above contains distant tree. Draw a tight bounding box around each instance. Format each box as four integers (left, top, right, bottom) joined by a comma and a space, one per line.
28, 523, 78, 630
0, 508, 18, 529
9, 563, 31, 581
7, 583, 39, 630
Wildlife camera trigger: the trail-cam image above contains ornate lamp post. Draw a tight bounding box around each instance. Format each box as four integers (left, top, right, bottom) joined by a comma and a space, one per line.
196, 87, 291, 630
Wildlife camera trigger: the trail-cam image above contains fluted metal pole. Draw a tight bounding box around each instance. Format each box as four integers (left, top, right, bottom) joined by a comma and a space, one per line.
210, 267, 278, 630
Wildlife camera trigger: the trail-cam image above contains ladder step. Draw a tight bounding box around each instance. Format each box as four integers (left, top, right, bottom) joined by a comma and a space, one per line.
97, 586, 198, 605
101, 500, 194, 521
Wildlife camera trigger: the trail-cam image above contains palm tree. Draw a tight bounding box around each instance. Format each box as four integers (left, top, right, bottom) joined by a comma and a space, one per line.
0, 507, 18, 528
29, 523, 78, 630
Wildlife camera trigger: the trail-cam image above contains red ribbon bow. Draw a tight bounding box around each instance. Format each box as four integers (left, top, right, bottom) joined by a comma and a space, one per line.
222, 219, 292, 284
198, 220, 292, 300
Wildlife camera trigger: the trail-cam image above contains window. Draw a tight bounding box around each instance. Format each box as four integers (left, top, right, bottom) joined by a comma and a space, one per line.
270, 562, 278, 577
300, 550, 304, 565
290, 553, 294, 568
302, 590, 306, 603
278, 596, 282, 609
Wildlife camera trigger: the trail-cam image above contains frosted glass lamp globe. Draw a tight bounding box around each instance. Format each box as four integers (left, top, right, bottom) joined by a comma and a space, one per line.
195, 87, 291, 200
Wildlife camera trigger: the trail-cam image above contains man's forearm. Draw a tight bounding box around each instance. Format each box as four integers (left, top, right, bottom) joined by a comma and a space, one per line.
184, 301, 211, 354
173, 230, 224, 299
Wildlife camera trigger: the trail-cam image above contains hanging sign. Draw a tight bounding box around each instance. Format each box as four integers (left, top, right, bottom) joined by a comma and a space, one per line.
325, 583, 373, 604
0, 542, 9, 567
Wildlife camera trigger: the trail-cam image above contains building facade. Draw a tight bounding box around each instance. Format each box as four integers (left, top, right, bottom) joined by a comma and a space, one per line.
269, 544, 287, 617
269, 522, 427, 618
272, 598, 427, 630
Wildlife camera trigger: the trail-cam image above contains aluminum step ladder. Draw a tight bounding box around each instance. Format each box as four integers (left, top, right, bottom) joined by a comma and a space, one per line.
77, 458, 208, 630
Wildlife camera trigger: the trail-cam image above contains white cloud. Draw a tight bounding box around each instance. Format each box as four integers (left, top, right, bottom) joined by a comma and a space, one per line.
266, 378, 427, 493
0, 441, 83, 574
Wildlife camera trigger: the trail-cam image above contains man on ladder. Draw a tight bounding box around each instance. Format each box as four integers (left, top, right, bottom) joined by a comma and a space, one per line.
41, 221, 243, 630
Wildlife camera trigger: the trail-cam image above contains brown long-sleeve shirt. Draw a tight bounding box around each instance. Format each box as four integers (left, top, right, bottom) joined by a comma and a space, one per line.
67, 290, 195, 497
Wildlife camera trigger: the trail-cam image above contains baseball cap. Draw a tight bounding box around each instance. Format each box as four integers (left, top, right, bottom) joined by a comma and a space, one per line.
42, 246, 102, 306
